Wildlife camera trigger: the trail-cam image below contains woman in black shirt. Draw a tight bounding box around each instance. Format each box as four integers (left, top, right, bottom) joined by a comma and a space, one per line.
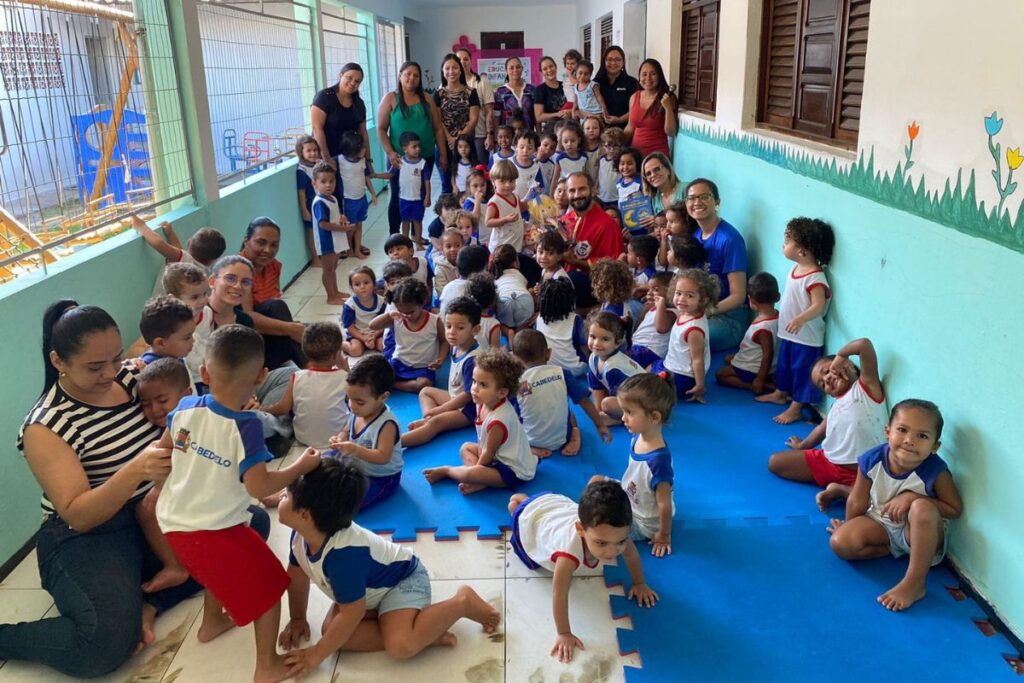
594, 45, 639, 128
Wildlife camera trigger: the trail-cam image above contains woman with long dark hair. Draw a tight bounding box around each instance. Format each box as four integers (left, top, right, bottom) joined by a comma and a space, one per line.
456, 48, 495, 166
492, 56, 536, 131
624, 58, 678, 157
594, 45, 638, 128
433, 53, 481, 194
377, 61, 449, 235
311, 62, 370, 162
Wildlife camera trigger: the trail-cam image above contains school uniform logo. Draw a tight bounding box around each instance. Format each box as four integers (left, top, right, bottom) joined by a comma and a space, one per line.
173, 428, 190, 452
573, 240, 593, 260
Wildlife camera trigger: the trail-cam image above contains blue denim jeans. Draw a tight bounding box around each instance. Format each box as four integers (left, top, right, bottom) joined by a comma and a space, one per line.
708, 306, 751, 352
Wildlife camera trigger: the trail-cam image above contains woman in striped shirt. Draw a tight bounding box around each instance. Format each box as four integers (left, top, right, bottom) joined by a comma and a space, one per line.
1, 301, 202, 676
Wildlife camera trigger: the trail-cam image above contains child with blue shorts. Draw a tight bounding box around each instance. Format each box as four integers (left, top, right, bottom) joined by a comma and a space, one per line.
717, 272, 780, 395
757, 217, 835, 424
310, 161, 352, 305
336, 131, 388, 260
391, 131, 430, 247
370, 278, 447, 393
276, 456, 500, 677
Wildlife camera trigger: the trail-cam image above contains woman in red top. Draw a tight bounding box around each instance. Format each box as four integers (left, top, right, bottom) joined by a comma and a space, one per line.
239, 217, 306, 369
624, 59, 678, 158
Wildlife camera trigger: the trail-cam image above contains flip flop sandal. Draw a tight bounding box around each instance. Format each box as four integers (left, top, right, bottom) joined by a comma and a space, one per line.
360, 246, 371, 255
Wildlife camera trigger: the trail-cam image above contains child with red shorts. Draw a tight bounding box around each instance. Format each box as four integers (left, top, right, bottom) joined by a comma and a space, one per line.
156, 324, 321, 683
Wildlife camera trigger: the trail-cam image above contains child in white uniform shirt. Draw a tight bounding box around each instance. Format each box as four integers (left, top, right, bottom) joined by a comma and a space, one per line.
277, 457, 501, 676
341, 266, 387, 358
424, 349, 538, 495
585, 312, 645, 421
651, 269, 718, 402
486, 160, 525, 252
156, 325, 321, 683
391, 131, 431, 246
508, 481, 658, 663
717, 272, 780, 395
629, 272, 672, 371
370, 278, 448, 393
310, 161, 353, 304
535, 277, 588, 377
336, 131, 387, 260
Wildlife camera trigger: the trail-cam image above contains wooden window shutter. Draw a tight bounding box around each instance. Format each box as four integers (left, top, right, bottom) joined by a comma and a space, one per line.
600, 15, 613, 57
834, 0, 870, 141
761, 0, 800, 128
681, 7, 701, 108
680, 0, 720, 114
582, 24, 592, 61
793, 0, 842, 138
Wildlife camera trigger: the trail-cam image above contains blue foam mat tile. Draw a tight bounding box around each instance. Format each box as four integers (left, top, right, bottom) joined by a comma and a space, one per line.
355, 390, 600, 540
605, 522, 1014, 682
608, 594, 632, 620
615, 626, 641, 657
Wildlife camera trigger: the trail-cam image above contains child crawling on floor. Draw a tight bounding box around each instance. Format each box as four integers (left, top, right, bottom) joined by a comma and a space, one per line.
825, 399, 962, 612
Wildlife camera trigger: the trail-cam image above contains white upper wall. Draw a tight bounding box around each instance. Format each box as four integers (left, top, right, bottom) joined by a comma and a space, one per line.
406, 3, 577, 85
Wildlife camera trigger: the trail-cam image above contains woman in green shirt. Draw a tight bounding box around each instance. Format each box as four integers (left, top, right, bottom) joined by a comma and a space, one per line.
377, 61, 449, 235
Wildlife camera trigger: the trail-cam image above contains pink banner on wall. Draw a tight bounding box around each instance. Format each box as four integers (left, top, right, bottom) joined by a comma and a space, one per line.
475, 49, 544, 87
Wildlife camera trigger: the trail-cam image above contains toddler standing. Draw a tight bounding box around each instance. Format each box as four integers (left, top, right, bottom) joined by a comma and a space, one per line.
310, 161, 353, 304
391, 131, 431, 247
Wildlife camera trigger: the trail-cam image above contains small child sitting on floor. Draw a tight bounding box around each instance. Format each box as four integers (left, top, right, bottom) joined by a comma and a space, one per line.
465, 272, 503, 350
264, 322, 348, 450
716, 272, 780, 395
825, 399, 962, 612
489, 244, 535, 339
385, 234, 430, 288
768, 337, 888, 491
370, 278, 448, 393
423, 349, 538, 495
535, 277, 587, 377
276, 456, 501, 677
431, 228, 465, 308
327, 353, 404, 510
508, 481, 659, 663
512, 329, 610, 458
585, 311, 645, 421
590, 374, 676, 557
438, 244, 489, 316
652, 269, 719, 402
629, 271, 673, 370
341, 266, 387, 358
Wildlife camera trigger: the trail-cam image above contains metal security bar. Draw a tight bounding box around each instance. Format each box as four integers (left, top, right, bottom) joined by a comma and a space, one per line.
196, 0, 313, 187
0, 0, 192, 286
322, 4, 372, 127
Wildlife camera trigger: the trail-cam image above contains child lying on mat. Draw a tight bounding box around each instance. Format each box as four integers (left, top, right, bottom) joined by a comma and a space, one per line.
825, 399, 962, 612
508, 481, 658, 663
277, 457, 501, 678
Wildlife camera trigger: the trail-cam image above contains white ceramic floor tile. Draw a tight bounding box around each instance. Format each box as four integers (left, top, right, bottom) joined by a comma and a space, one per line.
0, 588, 53, 625
281, 276, 325, 297
505, 576, 637, 683
404, 531, 506, 581
0, 552, 40, 590
331, 578, 505, 683
0, 594, 201, 683
294, 297, 344, 319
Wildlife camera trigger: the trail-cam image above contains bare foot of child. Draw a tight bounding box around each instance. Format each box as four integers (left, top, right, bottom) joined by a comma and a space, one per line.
598, 411, 622, 426
458, 482, 486, 495
197, 609, 236, 643
816, 483, 851, 511
433, 631, 458, 648
326, 295, 347, 305
142, 565, 190, 594
458, 585, 501, 633
254, 654, 293, 683
877, 577, 927, 611
562, 427, 582, 456
261, 490, 283, 508
531, 446, 553, 459
772, 404, 804, 425
423, 467, 450, 484
408, 418, 429, 431
756, 389, 789, 405
134, 603, 158, 654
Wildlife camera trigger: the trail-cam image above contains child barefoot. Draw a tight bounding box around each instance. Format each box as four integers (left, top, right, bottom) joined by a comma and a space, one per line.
263, 322, 349, 449
336, 131, 387, 259
423, 349, 538, 495
156, 326, 321, 683
590, 374, 676, 557
294, 135, 322, 267
716, 272, 780, 395
826, 400, 962, 612
277, 456, 500, 677
403, 297, 483, 448
391, 132, 431, 247
512, 329, 610, 458
508, 481, 658, 663
341, 267, 387, 358
652, 269, 719, 402
629, 272, 673, 370
370, 278, 448, 393
327, 354, 404, 510
757, 217, 835, 424
535, 277, 588, 378
768, 337, 888, 490
585, 311, 644, 421
310, 161, 353, 304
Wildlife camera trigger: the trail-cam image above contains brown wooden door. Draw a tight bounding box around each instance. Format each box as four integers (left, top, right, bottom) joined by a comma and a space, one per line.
480, 32, 524, 51
793, 0, 841, 138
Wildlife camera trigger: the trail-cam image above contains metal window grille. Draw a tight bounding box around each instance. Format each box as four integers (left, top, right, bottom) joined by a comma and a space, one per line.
322, 5, 372, 127
582, 24, 592, 61
0, 0, 192, 287
376, 19, 398, 98
197, 1, 313, 186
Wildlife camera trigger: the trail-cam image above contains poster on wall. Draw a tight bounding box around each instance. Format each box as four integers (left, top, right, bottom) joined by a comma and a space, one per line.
476, 49, 543, 86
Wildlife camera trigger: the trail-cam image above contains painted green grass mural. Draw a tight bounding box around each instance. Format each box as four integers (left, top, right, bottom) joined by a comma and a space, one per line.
679, 114, 1024, 254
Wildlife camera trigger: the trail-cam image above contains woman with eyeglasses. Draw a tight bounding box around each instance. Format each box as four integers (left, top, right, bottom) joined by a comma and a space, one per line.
623, 58, 677, 158
641, 152, 686, 218
684, 178, 751, 351
594, 45, 638, 128
238, 218, 306, 370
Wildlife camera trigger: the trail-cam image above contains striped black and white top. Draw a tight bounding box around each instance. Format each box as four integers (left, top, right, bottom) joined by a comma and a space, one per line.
17, 365, 162, 514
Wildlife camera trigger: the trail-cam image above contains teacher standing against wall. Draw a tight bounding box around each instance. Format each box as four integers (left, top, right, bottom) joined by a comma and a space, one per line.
624, 58, 678, 158
594, 46, 638, 128
457, 48, 495, 167
377, 62, 448, 235
310, 63, 370, 162
433, 53, 480, 195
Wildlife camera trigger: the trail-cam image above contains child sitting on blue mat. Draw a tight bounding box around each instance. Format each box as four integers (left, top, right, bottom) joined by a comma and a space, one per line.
716, 272, 780, 395
585, 311, 645, 423
590, 373, 676, 557
508, 481, 659, 663
402, 297, 483, 448
277, 456, 501, 677
370, 278, 448, 393
512, 329, 609, 458
327, 354, 404, 510
825, 399, 962, 612
423, 349, 538, 495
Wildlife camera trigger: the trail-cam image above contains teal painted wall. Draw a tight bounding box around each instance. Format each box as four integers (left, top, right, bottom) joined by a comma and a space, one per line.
673, 132, 1024, 635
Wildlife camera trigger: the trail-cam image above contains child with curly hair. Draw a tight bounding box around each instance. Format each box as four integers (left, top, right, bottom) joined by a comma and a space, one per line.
652, 268, 720, 402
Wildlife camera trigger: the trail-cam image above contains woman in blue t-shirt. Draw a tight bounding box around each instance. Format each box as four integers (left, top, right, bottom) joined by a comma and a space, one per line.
684, 178, 750, 351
